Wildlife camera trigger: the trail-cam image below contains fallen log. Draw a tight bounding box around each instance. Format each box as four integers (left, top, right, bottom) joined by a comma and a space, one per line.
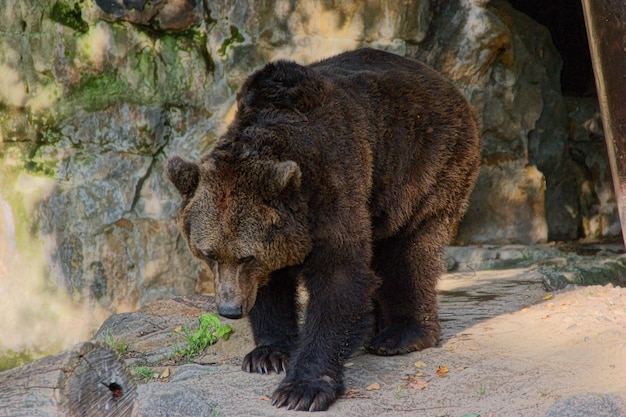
0, 342, 136, 417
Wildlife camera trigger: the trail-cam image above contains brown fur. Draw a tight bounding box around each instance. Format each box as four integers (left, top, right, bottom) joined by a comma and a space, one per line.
167, 48, 481, 411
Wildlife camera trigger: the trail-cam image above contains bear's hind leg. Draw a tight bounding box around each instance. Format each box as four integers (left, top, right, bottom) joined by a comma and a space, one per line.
367, 217, 445, 355
243, 268, 299, 374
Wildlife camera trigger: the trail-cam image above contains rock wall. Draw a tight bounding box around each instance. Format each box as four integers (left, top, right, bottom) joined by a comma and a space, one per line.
0, 0, 618, 316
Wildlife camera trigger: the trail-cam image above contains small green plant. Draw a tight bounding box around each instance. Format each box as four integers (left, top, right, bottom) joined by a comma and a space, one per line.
519, 248, 532, 261
104, 330, 128, 355
176, 313, 233, 358
132, 364, 155, 381
477, 384, 486, 396
393, 388, 409, 400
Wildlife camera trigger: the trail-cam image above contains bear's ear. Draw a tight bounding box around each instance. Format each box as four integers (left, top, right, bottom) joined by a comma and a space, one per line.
267, 160, 301, 195
166, 156, 200, 197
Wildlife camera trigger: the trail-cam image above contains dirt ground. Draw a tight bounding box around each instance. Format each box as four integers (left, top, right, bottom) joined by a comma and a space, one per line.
96, 244, 626, 417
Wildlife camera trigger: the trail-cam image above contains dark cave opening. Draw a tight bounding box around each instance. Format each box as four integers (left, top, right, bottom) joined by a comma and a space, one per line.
508, 0, 595, 97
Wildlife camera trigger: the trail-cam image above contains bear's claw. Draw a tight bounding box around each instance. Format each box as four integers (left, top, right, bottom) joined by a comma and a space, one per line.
271, 378, 340, 412
242, 345, 290, 374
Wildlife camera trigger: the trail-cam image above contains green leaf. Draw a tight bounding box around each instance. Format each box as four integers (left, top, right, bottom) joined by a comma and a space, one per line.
216, 324, 233, 340
200, 313, 220, 328
175, 313, 232, 358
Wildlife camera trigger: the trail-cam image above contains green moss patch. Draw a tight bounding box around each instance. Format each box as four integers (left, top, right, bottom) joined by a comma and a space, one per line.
50, 1, 89, 34
66, 71, 136, 111
0, 349, 36, 372
218, 25, 245, 56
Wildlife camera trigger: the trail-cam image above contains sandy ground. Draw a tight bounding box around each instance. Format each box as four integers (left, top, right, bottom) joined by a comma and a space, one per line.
94, 245, 626, 417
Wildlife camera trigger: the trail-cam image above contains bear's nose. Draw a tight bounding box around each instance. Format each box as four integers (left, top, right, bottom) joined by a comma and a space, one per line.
218, 305, 243, 319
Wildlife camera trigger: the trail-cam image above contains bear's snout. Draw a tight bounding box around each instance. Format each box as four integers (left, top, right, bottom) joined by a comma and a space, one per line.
218, 303, 244, 320
213, 263, 259, 319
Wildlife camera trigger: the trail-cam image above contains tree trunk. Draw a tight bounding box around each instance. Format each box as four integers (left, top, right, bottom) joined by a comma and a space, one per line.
0, 342, 136, 417
582, 0, 626, 246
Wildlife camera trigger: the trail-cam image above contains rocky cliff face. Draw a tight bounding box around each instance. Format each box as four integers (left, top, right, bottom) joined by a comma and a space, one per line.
0, 0, 617, 322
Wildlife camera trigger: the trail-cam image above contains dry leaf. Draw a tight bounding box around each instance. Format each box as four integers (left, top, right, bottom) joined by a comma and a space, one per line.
406, 374, 429, 390
345, 389, 359, 398
172, 326, 183, 333
436, 365, 449, 377
457, 366, 468, 371
408, 379, 428, 390
415, 371, 424, 377
366, 382, 381, 391
344, 362, 355, 367
260, 395, 271, 402
541, 314, 551, 319
543, 294, 554, 300
160, 367, 170, 379
414, 361, 427, 368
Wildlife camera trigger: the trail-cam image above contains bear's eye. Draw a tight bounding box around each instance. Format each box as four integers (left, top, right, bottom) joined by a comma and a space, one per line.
239, 256, 255, 264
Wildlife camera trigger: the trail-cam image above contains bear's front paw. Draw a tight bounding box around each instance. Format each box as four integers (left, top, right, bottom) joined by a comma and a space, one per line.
271, 377, 342, 412
366, 323, 439, 356
242, 345, 290, 374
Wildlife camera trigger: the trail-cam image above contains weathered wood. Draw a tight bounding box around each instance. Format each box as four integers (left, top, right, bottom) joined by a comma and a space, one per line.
0, 342, 136, 417
582, 0, 626, 245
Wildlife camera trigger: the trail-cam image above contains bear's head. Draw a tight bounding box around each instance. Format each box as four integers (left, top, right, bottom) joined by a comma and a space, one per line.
166, 152, 312, 319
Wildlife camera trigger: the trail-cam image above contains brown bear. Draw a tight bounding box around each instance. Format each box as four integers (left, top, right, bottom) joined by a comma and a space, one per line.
166, 48, 481, 412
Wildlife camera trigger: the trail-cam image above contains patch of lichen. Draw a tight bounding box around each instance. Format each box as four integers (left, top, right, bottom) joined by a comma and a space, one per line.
50, 0, 89, 34
26, 127, 66, 177
0, 106, 63, 175
66, 71, 138, 112
0, 108, 31, 143
159, 35, 196, 98
218, 25, 245, 56
135, 25, 214, 73
63, 24, 211, 111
